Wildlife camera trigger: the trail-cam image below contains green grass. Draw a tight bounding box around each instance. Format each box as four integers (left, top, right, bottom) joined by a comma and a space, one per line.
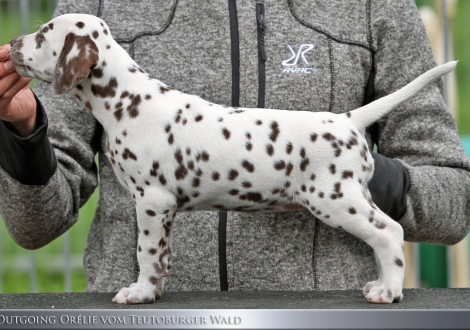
453, 0, 470, 135
1, 189, 98, 293
0, 0, 55, 45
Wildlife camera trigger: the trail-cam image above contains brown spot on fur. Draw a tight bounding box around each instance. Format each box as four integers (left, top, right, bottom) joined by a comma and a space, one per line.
228, 169, 239, 180
149, 276, 158, 286
269, 121, 280, 142
266, 144, 274, 156
242, 160, 255, 173
122, 148, 138, 161
92, 31, 99, 39
395, 258, 404, 267
348, 208, 357, 214
146, 210, 156, 216
91, 77, 118, 98
342, 171, 353, 179
175, 165, 188, 180
212, 172, 220, 181
243, 192, 263, 202
286, 143, 293, 154
222, 128, 231, 140
300, 158, 310, 171
375, 222, 386, 229
174, 149, 184, 164
323, 133, 335, 141
274, 160, 286, 170
332, 183, 340, 193
76, 22, 85, 29
149, 161, 159, 176
187, 160, 195, 170
85, 101, 92, 111
127, 94, 141, 118
329, 164, 336, 174
242, 181, 252, 188
285, 162, 294, 176
160, 86, 171, 93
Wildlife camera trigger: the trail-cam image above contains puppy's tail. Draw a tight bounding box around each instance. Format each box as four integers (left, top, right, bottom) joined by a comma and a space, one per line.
346, 61, 457, 131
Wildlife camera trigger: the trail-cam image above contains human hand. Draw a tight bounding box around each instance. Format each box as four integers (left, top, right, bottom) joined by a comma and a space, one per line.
0, 44, 36, 138
368, 152, 411, 221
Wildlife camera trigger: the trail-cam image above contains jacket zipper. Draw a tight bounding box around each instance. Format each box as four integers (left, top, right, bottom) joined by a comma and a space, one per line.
218, 0, 241, 292
256, 2, 267, 108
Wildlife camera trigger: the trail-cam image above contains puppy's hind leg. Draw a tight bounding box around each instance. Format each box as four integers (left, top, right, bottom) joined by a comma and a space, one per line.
112, 188, 177, 304
362, 206, 405, 303
302, 187, 405, 304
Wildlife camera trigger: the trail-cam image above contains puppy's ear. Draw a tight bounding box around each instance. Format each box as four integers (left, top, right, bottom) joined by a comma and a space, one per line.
53, 32, 99, 94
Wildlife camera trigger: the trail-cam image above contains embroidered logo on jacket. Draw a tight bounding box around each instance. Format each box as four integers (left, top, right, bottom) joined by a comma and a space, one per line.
282, 44, 317, 74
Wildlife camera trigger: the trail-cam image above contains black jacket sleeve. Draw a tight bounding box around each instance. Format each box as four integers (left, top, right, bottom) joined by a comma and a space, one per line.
0, 92, 57, 185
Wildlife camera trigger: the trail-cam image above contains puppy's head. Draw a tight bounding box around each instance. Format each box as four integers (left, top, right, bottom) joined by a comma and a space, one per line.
9, 14, 107, 94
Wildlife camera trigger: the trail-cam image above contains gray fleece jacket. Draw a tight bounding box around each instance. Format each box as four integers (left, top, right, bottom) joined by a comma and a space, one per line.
0, 0, 469, 293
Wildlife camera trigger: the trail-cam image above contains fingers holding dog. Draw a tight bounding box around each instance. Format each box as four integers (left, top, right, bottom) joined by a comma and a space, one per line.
0, 44, 36, 137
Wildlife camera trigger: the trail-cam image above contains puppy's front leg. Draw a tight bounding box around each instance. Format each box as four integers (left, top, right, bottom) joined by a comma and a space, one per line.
113, 189, 176, 304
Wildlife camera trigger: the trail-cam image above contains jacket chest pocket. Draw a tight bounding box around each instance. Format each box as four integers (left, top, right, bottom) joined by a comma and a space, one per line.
266, 36, 372, 114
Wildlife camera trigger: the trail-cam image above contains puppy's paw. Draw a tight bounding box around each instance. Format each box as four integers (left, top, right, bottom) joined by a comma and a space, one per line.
361, 280, 382, 296
112, 282, 161, 304
365, 285, 403, 304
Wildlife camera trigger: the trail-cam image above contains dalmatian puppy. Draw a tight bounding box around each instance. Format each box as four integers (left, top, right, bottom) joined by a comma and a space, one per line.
9, 13, 456, 304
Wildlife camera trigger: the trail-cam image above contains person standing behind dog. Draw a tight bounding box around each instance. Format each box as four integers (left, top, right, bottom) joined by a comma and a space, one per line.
0, 0, 469, 294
